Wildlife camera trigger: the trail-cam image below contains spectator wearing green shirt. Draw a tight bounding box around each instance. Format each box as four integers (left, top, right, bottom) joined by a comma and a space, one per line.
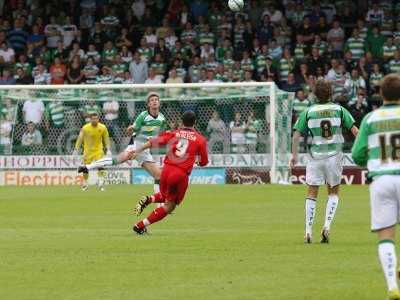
366, 26, 386, 59
45, 100, 65, 152
245, 111, 262, 153
101, 41, 117, 66
345, 28, 366, 61
111, 54, 128, 80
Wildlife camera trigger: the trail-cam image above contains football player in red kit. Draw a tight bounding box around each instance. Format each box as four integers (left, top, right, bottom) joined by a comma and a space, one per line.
131, 111, 209, 235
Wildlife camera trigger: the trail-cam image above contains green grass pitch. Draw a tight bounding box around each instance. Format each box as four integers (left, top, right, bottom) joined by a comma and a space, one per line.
0, 184, 388, 300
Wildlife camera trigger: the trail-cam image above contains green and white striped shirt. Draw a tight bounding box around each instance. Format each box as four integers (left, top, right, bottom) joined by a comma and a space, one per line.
369, 72, 383, 88
279, 58, 294, 82
137, 47, 153, 62
198, 32, 215, 46
294, 103, 355, 159
181, 30, 197, 43
255, 55, 266, 74
293, 98, 311, 114
133, 111, 167, 142
222, 58, 235, 70
241, 58, 254, 71
389, 59, 400, 74
312, 41, 328, 56
294, 43, 306, 61
352, 104, 400, 178
46, 101, 64, 127
345, 37, 365, 60
383, 45, 397, 59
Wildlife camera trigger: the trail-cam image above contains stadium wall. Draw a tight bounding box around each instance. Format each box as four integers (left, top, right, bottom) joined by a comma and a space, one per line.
0, 154, 367, 186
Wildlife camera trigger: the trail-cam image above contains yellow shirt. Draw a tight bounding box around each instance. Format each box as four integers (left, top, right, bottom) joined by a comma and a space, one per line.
80, 123, 110, 156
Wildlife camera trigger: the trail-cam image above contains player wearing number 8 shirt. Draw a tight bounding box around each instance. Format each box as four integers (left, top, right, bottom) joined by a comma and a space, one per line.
352, 75, 400, 300
290, 80, 358, 244
131, 111, 209, 235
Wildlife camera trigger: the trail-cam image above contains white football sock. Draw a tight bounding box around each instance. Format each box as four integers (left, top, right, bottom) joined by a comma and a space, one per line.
86, 157, 113, 170
153, 182, 160, 193
323, 195, 339, 231
379, 240, 399, 291
305, 198, 316, 236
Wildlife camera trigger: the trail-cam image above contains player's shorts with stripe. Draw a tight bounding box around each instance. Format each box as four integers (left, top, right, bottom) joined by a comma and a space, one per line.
370, 175, 400, 231
83, 151, 104, 165
160, 165, 189, 205
306, 153, 343, 187
125, 140, 154, 165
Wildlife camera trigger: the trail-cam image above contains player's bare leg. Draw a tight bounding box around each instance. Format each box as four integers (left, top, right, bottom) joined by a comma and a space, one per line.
142, 162, 161, 192
321, 185, 340, 243
133, 200, 176, 235
305, 185, 318, 243
80, 150, 133, 173
376, 226, 400, 299
142, 161, 162, 202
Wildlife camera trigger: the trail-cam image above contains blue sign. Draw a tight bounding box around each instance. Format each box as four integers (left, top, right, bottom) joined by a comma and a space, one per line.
131, 168, 226, 184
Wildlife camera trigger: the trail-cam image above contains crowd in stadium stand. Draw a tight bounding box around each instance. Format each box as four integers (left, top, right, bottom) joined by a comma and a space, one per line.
1, 0, 400, 154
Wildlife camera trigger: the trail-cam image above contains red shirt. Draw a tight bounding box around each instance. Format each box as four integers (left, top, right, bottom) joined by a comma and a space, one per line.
150, 128, 208, 174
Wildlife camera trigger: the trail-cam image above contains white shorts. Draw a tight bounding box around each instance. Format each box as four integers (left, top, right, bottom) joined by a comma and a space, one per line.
125, 141, 155, 166
370, 175, 400, 231
306, 153, 343, 187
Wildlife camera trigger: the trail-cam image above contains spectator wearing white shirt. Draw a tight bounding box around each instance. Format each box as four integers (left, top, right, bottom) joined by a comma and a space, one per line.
344, 68, 366, 102
33, 64, 51, 85
327, 20, 345, 54
61, 16, 79, 48
143, 27, 157, 48
366, 3, 384, 25
0, 121, 12, 154
44, 16, 62, 48
200, 43, 215, 60
132, 0, 146, 20
165, 28, 178, 50
166, 68, 183, 97
21, 122, 43, 146
0, 41, 15, 64
23, 100, 45, 125
262, 4, 283, 24
68, 42, 85, 62
145, 67, 162, 84
129, 51, 148, 83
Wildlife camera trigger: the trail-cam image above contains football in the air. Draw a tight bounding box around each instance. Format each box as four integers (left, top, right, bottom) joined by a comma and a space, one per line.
228, 0, 244, 12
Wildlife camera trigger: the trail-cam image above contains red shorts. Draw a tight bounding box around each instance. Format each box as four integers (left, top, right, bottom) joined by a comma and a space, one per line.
160, 165, 189, 205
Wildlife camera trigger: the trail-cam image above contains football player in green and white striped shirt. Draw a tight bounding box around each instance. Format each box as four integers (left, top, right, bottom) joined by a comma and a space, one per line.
80, 92, 167, 194
290, 80, 358, 244
351, 74, 400, 300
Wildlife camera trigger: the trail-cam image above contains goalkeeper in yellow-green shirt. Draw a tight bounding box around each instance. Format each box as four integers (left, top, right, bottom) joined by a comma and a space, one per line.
73, 112, 111, 191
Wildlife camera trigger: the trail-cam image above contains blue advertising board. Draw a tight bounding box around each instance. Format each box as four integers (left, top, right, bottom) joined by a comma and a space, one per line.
132, 168, 226, 184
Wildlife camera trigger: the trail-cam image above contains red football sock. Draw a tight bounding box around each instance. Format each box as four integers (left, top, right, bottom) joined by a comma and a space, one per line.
136, 207, 168, 229
150, 192, 164, 203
